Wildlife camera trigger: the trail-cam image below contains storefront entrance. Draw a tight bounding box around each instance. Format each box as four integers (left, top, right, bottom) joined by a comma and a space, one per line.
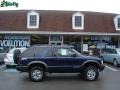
64, 35, 82, 52
49, 41, 62, 45
49, 35, 63, 45
1, 34, 119, 55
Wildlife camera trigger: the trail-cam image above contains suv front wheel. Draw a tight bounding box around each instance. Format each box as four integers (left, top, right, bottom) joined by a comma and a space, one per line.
29, 66, 45, 82
83, 66, 99, 81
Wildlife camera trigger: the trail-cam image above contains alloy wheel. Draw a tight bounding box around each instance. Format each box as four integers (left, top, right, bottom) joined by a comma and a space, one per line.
87, 69, 96, 80
29, 66, 45, 82
84, 66, 99, 81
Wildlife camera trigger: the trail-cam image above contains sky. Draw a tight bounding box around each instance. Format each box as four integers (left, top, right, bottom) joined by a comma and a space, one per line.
0, 0, 120, 14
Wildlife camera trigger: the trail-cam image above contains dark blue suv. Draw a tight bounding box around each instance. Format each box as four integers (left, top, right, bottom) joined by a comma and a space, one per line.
14, 45, 105, 82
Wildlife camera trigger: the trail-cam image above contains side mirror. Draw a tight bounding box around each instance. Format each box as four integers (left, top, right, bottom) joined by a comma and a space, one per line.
72, 54, 77, 57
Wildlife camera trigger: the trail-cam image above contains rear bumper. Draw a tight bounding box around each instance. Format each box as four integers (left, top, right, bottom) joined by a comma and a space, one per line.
5, 61, 16, 66
99, 64, 105, 71
16, 65, 28, 72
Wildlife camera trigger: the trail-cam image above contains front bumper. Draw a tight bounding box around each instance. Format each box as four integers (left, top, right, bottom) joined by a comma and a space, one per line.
99, 64, 105, 71
16, 65, 28, 72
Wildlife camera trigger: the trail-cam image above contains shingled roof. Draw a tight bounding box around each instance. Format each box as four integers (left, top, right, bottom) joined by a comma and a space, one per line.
0, 10, 118, 33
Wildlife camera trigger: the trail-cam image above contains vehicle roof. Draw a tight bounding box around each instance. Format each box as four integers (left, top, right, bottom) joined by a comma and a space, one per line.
31, 45, 74, 48
11, 47, 27, 49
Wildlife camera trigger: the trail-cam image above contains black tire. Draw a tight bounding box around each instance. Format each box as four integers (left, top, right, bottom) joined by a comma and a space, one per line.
113, 59, 118, 67
83, 66, 99, 81
29, 66, 45, 82
13, 49, 21, 64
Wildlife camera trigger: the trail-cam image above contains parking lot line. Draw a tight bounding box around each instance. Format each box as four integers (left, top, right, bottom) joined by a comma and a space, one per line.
0, 64, 5, 69
105, 65, 118, 72
4, 69, 18, 72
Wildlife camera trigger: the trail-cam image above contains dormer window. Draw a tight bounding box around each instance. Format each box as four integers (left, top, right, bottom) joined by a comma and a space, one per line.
30, 15, 37, 26
75, 16, 82, 27
117, 18, 120, 28
113, 15, 120, 31
27, 11, 39, 29
72, 12, 84, 30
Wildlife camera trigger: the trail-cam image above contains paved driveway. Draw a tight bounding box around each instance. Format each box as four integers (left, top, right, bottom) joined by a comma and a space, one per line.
0, 64, 120, 90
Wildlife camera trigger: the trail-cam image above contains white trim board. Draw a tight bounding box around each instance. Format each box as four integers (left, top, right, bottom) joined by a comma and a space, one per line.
0, 31, 119, 36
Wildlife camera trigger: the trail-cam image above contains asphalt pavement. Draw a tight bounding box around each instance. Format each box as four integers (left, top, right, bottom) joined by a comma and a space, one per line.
0, 64, 120, 90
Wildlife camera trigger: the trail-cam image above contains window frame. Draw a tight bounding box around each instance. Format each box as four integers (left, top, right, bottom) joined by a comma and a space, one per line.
113, 15, 120, 31
72, 12, 84, 30
27, 11, 39, 29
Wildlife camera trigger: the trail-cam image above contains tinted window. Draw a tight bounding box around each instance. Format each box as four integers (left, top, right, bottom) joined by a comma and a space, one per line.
110, 49, 117, 54
21, 46, 48, 57
46, 49, 54, 57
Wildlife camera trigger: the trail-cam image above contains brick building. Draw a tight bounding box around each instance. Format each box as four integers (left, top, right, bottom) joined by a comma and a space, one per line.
0, 10, 120, 53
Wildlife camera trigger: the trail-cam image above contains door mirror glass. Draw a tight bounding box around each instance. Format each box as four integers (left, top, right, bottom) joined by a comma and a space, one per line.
72, 54, 77, 57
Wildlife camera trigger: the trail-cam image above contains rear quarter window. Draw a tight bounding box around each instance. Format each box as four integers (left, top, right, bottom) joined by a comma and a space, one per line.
21, 46, 49, 57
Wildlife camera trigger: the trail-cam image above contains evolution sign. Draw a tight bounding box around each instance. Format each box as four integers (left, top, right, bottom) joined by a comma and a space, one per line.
0, 35, 30, 47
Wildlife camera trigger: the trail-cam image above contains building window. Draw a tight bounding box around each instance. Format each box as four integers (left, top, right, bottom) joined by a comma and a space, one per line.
30, 15, 37, 26
113, 15, 120, 31
118, 18, 120, 28
75, 16, 82, 27
27, 11, 39, 29
72, 12, 84, 30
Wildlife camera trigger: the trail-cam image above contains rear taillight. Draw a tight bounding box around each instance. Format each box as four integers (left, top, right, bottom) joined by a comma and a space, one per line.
4, 54, 8, 61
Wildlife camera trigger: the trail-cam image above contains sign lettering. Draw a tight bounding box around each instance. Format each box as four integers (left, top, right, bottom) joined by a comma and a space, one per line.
0, 0, 18, 7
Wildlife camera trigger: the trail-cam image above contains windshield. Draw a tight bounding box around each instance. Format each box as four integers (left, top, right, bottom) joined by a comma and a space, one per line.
116, 49, 120, 54
8, 48, 16, 54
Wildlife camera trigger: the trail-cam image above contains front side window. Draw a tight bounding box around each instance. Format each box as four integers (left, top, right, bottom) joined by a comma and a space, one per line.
57, 48, 76, 57
27, 11, 39, 29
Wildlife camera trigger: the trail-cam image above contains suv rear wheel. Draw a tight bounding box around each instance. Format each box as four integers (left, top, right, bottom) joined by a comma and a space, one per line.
83, 66, 99, 81
29, 66, 45, 82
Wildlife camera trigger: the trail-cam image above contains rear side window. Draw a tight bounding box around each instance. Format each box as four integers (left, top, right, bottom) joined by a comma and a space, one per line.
21, 46, 48, 57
